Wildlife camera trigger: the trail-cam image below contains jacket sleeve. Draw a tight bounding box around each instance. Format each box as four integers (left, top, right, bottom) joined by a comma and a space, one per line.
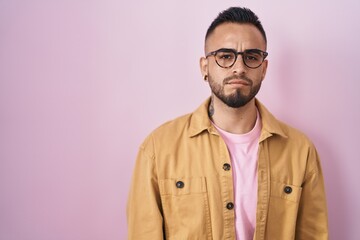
127, 135, 164, 240
295, 145, 329, 239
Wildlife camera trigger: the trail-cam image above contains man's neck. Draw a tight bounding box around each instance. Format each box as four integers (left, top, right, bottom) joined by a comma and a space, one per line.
209, 96, 258, 134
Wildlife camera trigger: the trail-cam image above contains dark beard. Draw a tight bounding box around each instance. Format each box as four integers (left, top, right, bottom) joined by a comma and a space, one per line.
208, 75, 261, 108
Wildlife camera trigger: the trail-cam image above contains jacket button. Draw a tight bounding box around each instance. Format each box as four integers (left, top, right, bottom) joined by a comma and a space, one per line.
226, 202, 234, 210
176, 181, 184, 188
223, 163, 231, 171
284, 186, 292, 194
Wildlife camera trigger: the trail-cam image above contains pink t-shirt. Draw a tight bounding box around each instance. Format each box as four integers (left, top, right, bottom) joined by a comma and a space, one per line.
214, 112, 261, 240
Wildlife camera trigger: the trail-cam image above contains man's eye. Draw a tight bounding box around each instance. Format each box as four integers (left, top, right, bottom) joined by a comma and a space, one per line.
219, 54, 234, 59
245, 55, 258, 61
245, 54, 261, 61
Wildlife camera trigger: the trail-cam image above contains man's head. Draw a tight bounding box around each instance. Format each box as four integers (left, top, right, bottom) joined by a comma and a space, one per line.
205, 7, 267, 46
200, 7, 268, 108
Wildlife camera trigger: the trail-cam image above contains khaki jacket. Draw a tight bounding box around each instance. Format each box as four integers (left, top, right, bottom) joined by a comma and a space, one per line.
127, 98, 328, 240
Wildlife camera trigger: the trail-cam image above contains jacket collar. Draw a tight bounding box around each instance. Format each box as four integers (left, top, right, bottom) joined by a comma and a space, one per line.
188, 98, 288, 141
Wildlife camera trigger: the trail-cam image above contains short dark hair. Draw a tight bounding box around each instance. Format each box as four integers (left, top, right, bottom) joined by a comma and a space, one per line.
205, 7, 267, 44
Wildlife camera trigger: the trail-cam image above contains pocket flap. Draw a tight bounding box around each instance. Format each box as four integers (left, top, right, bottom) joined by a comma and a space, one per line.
270, 181, 302, 203
159, 177, 207, 195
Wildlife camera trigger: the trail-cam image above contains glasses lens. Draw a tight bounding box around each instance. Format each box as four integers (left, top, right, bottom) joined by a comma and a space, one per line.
243, 50, 264, 68
215, 50, 236, 68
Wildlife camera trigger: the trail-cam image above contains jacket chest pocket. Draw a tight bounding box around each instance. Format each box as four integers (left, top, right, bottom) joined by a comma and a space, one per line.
159, 177, 212, 240
266, 181, 302, 239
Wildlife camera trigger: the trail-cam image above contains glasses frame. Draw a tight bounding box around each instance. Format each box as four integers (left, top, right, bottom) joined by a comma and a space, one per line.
206, 48, 268, 69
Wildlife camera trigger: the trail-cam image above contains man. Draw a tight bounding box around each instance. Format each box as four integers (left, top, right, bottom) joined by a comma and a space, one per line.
127, 7, 328, 240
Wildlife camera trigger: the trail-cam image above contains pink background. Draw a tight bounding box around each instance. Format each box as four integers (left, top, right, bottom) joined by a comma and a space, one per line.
1, 0, 359, 239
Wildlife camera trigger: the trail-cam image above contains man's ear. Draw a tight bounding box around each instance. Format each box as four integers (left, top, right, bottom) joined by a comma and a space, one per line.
200, 57, 209, 81
261, 59, 268, 81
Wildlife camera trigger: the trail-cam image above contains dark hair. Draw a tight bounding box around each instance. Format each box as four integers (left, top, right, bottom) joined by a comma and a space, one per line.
205, 7, 267, 44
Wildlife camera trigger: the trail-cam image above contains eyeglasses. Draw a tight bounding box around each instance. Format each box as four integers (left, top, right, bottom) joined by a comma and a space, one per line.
206, 48, 268, 69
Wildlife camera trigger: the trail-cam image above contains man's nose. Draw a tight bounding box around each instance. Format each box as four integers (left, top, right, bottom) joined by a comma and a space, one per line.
231, 55, 247, 74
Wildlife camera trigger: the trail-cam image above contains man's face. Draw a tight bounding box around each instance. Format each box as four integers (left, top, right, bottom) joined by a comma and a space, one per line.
200, 23, 268, 108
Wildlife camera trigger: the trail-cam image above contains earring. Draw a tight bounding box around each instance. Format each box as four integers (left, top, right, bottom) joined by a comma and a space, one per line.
203, 75, 208, 81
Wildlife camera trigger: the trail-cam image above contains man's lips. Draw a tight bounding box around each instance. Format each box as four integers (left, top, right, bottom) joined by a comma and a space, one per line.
224, 76, 252, 86
226, 79, 250, 85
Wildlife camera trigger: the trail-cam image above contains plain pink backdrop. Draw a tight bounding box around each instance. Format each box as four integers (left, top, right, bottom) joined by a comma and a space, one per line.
1, 0, 359, 239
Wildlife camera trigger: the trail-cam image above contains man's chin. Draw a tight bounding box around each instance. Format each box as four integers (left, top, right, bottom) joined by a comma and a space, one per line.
222, 98, 251, 108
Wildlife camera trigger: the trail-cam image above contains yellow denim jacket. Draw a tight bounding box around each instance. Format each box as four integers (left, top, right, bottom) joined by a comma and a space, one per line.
127, 98, 328, 240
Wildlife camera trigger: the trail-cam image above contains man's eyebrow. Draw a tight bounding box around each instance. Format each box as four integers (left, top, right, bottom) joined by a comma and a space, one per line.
245, 48, 262, 52
216, 48, 236, 52
216, 48, 263, 53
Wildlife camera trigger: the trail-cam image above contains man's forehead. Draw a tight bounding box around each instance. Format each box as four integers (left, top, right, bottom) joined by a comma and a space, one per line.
205, 23, 266, 52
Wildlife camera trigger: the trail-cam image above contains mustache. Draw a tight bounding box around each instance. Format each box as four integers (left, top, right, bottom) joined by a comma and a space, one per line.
223, 75, 252, 84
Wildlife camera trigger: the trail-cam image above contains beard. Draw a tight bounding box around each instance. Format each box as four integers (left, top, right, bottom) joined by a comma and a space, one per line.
208, 74, 262, 108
